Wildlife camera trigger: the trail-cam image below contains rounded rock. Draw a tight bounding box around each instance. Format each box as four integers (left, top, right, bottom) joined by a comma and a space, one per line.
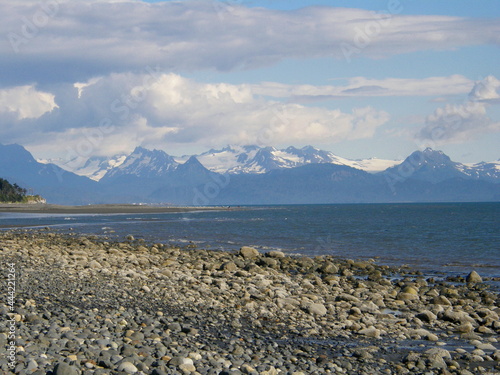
117, 361, 138, 374
53, 362, 80, 375
306, 303, 327, 316
239, 246, 260, 259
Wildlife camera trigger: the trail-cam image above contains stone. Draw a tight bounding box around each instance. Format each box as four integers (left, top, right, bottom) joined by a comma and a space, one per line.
425, 348, 451, 360
169, 356, 194, 366
241, 364, 256, 374
167, 323, 182, 332
117, 361, 138, 374
442, 310, 474, 324
466, 270, 482, 283
221, 261, 238, 272
126, 235, 135, 241
431, 295, 452, 306
267, 250, 285, 258
427, 355, 447, 369
53, 363, 80, 375
179, 363, 196, 372
402, 286, 419, 295
26, 359, 38, 371
260, 366, 279, 375
358, 326, 381, 339
456, 322, 474, 333
88, 260, 101, 269
260, 257, 279, 267
306, 303, 327, 316
476, 343, 497, 351
397, 292, 419, 301
240, 246, 260, 259
319, 262, 338, 274
412, 329, 438, 341
416, 310, 437, 322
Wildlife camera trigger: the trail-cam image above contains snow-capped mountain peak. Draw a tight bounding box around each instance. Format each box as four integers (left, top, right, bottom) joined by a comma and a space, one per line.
42, 145, 498, 184
102, 147, 178, 180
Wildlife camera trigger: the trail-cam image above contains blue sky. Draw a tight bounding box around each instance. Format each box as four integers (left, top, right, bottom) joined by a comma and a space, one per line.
0, 0, 499, 163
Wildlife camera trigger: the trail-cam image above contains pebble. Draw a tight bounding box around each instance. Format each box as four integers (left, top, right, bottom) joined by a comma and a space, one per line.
0, 230, 498, 375
117, 361, 138, 374
53, 362, 80, 375
306, 303, 327, 316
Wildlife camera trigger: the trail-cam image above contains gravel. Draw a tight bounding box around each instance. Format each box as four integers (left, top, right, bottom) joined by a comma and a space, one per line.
0, 229, 499, 374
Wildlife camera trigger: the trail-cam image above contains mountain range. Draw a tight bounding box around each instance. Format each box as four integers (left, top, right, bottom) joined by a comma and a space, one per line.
44, 145, 402, 181
1, 143, 498, 205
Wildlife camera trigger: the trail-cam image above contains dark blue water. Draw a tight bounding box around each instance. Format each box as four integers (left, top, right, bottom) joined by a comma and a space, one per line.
1, 203, 498, 278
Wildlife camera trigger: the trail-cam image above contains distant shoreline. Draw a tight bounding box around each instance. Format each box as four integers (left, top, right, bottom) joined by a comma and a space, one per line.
0, 203, 231, 214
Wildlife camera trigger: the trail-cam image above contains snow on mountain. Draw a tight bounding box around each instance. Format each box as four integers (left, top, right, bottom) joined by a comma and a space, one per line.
75, 155, 128, 181
461, 160, 500, 182
39, 145, 496, 183
39, 154, 127, 181
178, 145, 262, 174
382, 148, 499, 184
344, 158, 402, 173
101, 146, 179, 181
187, 145, 400, 174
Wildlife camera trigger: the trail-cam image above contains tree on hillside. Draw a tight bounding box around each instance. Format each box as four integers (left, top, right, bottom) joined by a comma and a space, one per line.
0, 178, 27, 202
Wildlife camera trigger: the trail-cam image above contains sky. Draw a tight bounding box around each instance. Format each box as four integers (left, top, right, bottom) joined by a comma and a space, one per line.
0, 0, 499, 165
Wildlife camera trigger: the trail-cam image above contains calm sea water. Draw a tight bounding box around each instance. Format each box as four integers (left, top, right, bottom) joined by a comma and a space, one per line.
1, 203, 498, 279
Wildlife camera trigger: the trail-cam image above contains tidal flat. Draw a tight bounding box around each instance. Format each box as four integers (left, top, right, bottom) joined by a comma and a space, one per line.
0, 230, 499, 374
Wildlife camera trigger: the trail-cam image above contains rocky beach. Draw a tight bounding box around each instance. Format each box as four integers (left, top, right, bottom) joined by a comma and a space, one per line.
1, 230, 499, 375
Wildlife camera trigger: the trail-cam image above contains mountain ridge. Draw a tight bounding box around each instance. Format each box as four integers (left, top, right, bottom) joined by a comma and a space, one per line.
3, 143, 499, 205
50, 144, 404, 180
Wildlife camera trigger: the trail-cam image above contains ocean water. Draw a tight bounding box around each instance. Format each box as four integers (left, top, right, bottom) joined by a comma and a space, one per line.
1, 203, 499, 279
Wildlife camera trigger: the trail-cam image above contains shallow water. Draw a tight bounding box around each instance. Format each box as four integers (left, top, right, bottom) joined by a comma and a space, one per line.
1, 202, 499, 279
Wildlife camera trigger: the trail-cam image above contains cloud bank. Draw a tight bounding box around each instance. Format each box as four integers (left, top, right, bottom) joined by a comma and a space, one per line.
1, 1, 499, 85
6, 72, 391, 158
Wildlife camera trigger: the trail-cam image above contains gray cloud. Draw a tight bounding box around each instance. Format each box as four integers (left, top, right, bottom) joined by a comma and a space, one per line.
1, 72, 390, 159
415, 76, 500, 145
1, 1, 499, 85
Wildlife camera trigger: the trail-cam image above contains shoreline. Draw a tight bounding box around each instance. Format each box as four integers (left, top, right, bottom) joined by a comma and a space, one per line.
0, 229, 498, 374
0, 203, 233, 215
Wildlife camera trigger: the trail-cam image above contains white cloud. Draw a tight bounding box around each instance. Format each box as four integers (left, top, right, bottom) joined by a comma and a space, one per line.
469, 75, 500, 103
4, 72, 390, 159
415, 76, 500, 145
0, 85, 57, 120
1, 1, 499, 84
